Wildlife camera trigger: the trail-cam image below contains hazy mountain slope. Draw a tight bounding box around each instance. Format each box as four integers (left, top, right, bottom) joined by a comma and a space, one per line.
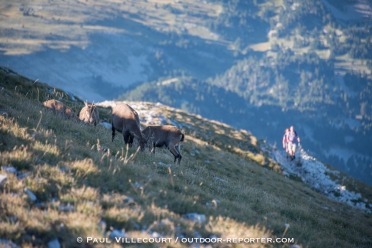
1, 68, 372, 247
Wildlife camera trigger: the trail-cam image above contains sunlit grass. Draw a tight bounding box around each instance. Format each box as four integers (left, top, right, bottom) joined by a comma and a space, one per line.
0, 0, 224, 55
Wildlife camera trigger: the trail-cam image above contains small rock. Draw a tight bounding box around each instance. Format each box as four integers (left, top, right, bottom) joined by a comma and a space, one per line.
209, 234, 219, 240
161, 153, 171, 159
123, 196, 135, 206
47, 239, 60, 248
34, 202, 48, 209
24, 188, 37, 201
0, 110, 9, 117
66, 92, 77, 102
182, 213, 206, 224
206, 199, 220, 207
1, 166, 18, 175
59, 167, 70, 173
109, 229, 126, 239
9, 215, 17, 224
133, 182, 143, 189
100, 122, 112, 129
131, 220, 141, 230
214, 177, 228, 183
158, 162, 172, 167
98, 220, 106, 233
193, 231, 202, 239
151, 232, 162, 238
0, 174, 7, 187
58, 204, 74, 212
335, 185, 346, 192
17, 172, 30, 180
288, 245, 301, 248
57, 223, 66, 233
0, 239, 19, 248
97, 145, 108, 153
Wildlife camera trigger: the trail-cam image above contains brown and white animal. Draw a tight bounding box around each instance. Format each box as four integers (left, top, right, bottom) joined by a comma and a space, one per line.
43, 99, 77, 119
111, 103, 147, 151
79, 102, 99, 126
142, 125, 185, 164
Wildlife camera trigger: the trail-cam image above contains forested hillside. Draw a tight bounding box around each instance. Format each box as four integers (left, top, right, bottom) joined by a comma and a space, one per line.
119, 0, 372, 185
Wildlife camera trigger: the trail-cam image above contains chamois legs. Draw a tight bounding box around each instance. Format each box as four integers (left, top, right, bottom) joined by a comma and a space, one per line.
123, 131, 134, 147
112, 123, 116, 142
112, 126, 134, 148
168, 142, 182, 164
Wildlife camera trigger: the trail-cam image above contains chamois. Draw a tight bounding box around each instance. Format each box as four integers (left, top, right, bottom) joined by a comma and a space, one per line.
142, 125, 185, 164
43, 99, 77, 119
111, 103, 147, 151
79, 102, 99, 126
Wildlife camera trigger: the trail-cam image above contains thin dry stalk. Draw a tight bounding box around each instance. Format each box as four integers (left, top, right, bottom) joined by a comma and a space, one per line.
168, 167, 174, 187
124, 145, 141, 165
32, 110, 43, 134
129, 179, 139, 195
282, 223, 290, 238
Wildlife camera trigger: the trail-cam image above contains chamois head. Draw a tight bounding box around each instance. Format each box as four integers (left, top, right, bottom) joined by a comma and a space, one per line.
134, 132, 150, 152
79, 102, 99, 126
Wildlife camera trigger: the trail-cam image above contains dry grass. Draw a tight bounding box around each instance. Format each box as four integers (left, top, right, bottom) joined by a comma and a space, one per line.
1, 68, 372, 247
0, 0, 224, 55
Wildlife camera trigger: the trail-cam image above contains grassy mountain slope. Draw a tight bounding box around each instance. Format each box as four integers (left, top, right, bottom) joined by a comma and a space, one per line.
1, 69, 372, 247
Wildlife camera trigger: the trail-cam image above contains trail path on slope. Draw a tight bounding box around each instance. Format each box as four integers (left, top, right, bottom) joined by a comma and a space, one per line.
262, 144, 371, 213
